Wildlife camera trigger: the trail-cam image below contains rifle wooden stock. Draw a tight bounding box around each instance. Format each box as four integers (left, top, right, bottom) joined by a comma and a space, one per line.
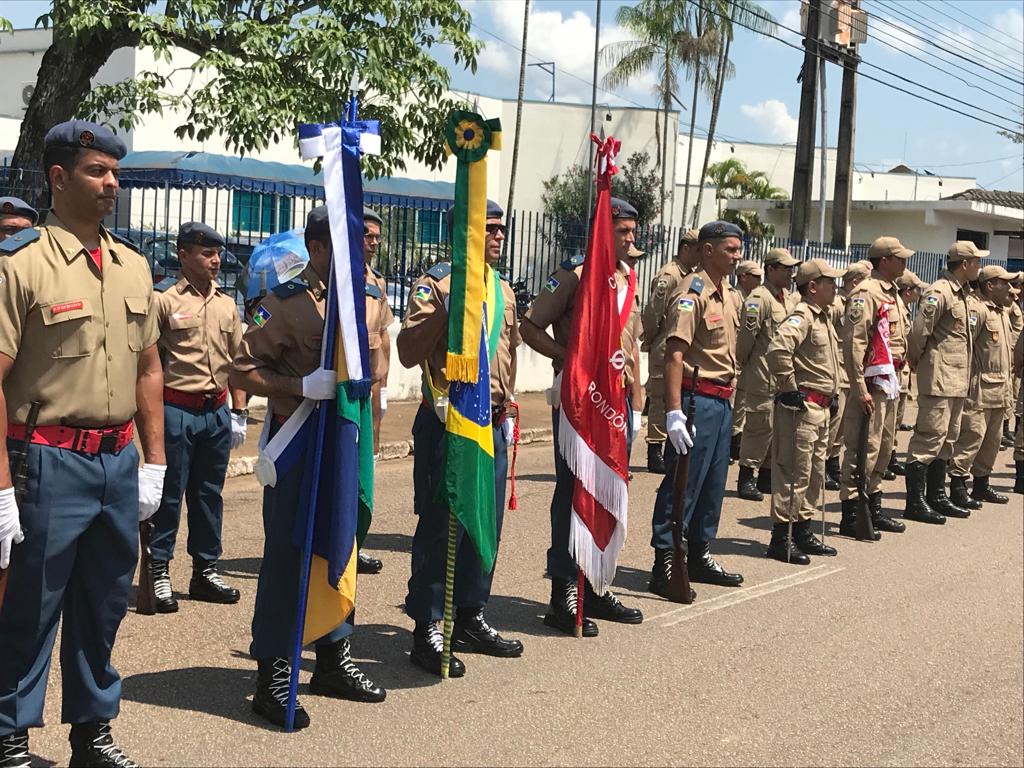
136, 521, 156, 615
666, 367, 698, 604
854, 407, 877, 542
0, 401, 41, 614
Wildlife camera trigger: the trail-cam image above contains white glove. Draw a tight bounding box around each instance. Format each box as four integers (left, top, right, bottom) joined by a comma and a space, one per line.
666, 409, 695, 455
138, 464, 167, 522
502, 418, 516, 445
379, 387, 388, 415
230, 412, 247, 450
631, 410, 643, 434
302, 368, 337, 400
0, 486, 24, 570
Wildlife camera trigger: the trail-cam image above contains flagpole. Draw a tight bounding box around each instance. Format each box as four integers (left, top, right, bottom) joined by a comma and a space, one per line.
440, 514, 458, 679
582, 0, 602, 255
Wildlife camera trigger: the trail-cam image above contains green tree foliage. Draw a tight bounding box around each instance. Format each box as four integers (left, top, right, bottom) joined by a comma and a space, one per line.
706, 157, 785, 238
4, 0, 479, 179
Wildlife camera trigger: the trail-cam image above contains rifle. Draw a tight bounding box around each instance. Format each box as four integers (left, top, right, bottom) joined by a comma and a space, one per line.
853, 407, 877, 542
0, 401, 41, 612
665, 367, 698, 604
136, 521, 157, 615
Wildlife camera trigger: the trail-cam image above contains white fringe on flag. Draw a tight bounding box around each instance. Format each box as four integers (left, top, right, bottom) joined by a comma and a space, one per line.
569, 506, 626, 595
557, 408, 629, 523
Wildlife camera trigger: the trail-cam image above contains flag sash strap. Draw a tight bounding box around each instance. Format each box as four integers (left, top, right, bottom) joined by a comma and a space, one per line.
485, 266, 504, 363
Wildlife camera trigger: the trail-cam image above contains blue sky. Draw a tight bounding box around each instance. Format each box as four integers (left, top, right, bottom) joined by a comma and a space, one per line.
3, 0, 1022, 190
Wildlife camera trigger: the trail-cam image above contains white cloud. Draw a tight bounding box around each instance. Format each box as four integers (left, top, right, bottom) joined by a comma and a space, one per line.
740, 99, 799, 142
991, 7, 1024, 57
779, 1, 803, 44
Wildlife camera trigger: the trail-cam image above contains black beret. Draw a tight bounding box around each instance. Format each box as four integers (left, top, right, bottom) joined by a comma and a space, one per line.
306, 205, 331, 240
0, 196, 38, 225
363, 207, 383, 226
698, 220, 743, 242
609, 197, 638, 220
177, 221, 224, 248
43, 120, 127, 160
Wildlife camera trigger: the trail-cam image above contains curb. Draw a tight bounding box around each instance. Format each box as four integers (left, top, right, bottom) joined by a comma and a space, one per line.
226, 426, 554, 479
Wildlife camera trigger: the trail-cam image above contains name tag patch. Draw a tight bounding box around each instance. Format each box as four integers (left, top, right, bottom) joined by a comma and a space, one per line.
678, 298, 695, 313
51, 301, 83, 316
171, 312, 193, 321
252, 305, 272, 328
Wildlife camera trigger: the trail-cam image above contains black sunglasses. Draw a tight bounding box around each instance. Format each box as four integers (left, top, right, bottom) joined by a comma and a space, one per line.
486, 223, 507, 236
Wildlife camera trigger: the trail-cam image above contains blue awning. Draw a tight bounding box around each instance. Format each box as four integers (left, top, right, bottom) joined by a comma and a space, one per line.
117, 150, 454, 206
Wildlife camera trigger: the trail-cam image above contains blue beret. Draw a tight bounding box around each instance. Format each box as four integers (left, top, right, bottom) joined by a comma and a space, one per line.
43, 120, 127, 160
177, 221, 224, 248
445, 198, 504, 233
363, 207, 383, 225
698, 220, 744, 241
0, 196, 38, 225
305, 205, 331, 240
609, 197, 638, 220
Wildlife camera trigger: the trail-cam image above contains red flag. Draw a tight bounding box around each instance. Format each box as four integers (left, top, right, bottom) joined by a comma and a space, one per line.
864, 301, 900, 399
558, 134, 635, 593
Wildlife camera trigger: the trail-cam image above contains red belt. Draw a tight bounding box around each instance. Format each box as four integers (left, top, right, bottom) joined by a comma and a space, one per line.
893, 357, 906, 370
799, 388, 836, 408
163, 387, 228, 411
7, 421, 134, 455
682, 377, 735, 400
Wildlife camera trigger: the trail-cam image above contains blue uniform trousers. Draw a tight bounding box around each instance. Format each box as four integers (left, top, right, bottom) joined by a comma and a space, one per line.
547, 393, 633, 581
0, 442, 139, 735
249, 423, 349, 661
651, 392, 732, 550
150, 403, 231, 563
405, 404, 508, 622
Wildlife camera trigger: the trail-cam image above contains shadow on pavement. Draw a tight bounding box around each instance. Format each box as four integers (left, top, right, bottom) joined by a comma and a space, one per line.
121, 665, 261, 726
512, 473, 556, 483
218, 557, 262, 579
352, 623, 455, 691
485, 594, 563, 638
611, 565, 652, 595
735, 515, 773, 532
361, 532, 413, 555
711, 536, 767, 559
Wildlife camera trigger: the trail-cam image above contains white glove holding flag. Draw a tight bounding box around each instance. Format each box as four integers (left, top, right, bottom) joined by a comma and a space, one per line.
138, 464, 167, 522
502, 418, 515, 445
631, 410, 643, 434
0, 487, 24, 570
380, 387, 388, 416
666, 410, 695, 455
302, 368, 337, 400
229, 412, 247, 449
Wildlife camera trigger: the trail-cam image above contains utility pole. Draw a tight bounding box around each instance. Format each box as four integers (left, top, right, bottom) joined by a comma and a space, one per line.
831, 0, 862, 249
789, 0, 821, 243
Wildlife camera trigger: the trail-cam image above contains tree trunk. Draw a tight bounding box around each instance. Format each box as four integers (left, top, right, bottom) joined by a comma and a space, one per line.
693, 35, 729, 226
680, 13, 703, 229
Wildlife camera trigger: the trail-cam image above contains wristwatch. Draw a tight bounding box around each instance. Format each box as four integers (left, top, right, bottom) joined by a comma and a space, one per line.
230, 408, 249, 417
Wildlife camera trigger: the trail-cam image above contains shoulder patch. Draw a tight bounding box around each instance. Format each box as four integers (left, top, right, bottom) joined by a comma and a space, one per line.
924, 294, 939, 306
271, 278, 308, 299
153, 276, 177, 293
688, 276, 705, 295
413, 283, 432, 302
0, 228, 40, 255
426, 262, 451, 280
786, 315, 802, 327
251, 304, 272, 328
545, 275, 560, 293
107, 229, 142, 255
677, 297, 695, 313
365, 282, 383, 300
745, 301, 759, 314
560, 254, 585, 270
850, 297, 866, 307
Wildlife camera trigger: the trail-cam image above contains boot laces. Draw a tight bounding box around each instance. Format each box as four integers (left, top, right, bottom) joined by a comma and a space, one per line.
562, 580, 580, 614
150, 561, 172, 601
655, 549, 673, 578
337, 641, 377, 691
1, 732, 29, 767
86, 722, 137, 768
200, 564, 229, 590
267, 657, 302, 710
424, 622, 445, 652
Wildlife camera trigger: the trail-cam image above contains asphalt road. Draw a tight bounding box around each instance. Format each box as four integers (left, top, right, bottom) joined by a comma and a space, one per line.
25, 431, 1024, 767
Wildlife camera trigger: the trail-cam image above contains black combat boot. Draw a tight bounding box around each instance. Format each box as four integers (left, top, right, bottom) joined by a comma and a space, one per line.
793, 519, 838, 556
839, 498, 881, 539
583, 582, 644, 624
310, 638, 387, 702
949, 476, 982, 510
0, 731, 30, 768
1015, 462, 1024, 494
357, 552, 383, 574
647, 443, 666, 474
737, 465, 763, 501
765, 523, 810, 565
689, 542, 744, 586
824, 456, 841, 491
869, 492, 905, 533
149, 559, 178, 614
927, 460, 970, 518
453, 609, 524, 657
888, 450, 906, 477
252, 657, 310, 730
68, 721, 137, 768
1001, 420, 1014, 448
904, 461, 946, 525
756, 466, 772, 495
971, 476, 1008, 505
410, 621, 467, 677
729, 433, 742, 461
543, 578, 598, 637
647, 548, 696, 602
189, 559, 240, 604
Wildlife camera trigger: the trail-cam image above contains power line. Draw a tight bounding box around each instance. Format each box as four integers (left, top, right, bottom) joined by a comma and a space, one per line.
931, 0, 1024, 55
912, 0, 1024, 74
980, 167, 1023, 189
857, 153, 1023, 170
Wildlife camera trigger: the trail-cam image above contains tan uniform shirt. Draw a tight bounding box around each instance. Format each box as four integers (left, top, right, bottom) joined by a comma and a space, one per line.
843, 272, 908, 400
0, 218, 158, 426
365, 266, 394, 385
232, 264, 327, 419
1008, 301, 1023, 350
641, 260, 690, 365
737, 285, 797, 396
831, 292, 850, 389
665, 270, 738, 384
907, 270, 972, 398
767, 300, 841, 396
970, 299, 1013, 410
156, 278, 242, 393
397, 266, 518, 407
524, 261, 642, 386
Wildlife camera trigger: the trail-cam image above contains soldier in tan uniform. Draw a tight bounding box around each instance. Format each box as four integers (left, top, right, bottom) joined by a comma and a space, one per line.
648, 220, 745, 600
148, 222, 246, 614
0, 197, 38, 239
0, 120, 165, 766
904, 241, 983, 522
522, 197, 645, 634
1003, 281, 1023, 448
641, 227, 699, 474
839, 238, 911, 537
358, 207, 394, 575
765, 259, 843, 564
893, 270, 927, 463
232, 206, 385, 730
730, 259, 764, 461
397, 199, 525, 675
735, 247, 800, 501
949, 266, 1016, 507
825, 260, 871, 491
1013, 324, 1024, 493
